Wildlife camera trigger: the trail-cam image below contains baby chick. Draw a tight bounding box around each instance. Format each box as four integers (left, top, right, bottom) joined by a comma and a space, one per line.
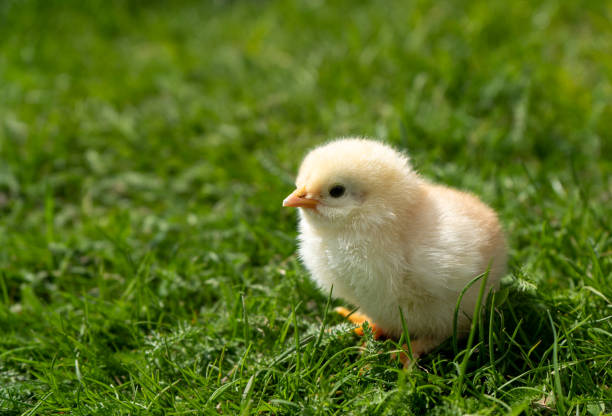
283, 138, 507, 358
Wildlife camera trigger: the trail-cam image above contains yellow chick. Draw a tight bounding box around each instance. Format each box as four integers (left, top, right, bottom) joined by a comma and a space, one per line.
283, 138, 507, 358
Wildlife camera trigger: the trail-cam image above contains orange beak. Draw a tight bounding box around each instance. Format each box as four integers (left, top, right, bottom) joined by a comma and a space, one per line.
282, 188, 319, 209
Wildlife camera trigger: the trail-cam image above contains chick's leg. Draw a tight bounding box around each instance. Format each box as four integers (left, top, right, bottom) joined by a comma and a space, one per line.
334, 306, 386, 339
399, 338, 443, 368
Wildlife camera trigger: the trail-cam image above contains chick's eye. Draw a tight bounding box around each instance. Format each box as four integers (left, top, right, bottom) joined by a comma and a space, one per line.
329, 185, 346, 198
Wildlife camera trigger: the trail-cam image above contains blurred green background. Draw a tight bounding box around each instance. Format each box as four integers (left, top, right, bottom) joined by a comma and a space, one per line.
1, 0, 610, 414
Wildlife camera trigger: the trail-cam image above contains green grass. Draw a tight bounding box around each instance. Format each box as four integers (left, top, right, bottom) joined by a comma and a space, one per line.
1, 0, 611, 414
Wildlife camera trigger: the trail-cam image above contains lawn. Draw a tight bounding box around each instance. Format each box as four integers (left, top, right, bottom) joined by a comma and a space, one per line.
1, 0, 611, 414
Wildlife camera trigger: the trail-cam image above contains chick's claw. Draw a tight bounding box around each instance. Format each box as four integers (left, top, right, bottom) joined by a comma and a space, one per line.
334, 306, 387, 339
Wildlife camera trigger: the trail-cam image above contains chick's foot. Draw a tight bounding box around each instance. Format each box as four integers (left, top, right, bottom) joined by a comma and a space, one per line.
398, 338, 443, 369
334, 306, 387, 339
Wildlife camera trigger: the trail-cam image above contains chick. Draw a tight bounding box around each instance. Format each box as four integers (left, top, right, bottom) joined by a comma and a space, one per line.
283, 138, 507, 358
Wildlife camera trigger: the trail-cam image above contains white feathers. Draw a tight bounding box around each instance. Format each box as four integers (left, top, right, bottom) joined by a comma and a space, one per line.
288, 138, 507, 354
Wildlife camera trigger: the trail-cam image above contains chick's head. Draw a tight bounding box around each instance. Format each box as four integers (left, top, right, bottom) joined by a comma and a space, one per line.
283, 138, 421, 231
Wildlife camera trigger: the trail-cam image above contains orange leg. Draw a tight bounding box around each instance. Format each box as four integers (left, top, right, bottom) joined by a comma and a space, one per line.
397, 344, 417, 369
335, 307, 443, 368
335, 306, 387, 339
397, 338, 442, 368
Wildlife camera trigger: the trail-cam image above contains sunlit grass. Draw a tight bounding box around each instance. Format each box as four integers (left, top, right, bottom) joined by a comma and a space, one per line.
1, 0, 610, 414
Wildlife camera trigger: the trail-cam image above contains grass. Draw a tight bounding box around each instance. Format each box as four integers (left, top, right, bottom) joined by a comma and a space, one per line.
0, 0, 611, 414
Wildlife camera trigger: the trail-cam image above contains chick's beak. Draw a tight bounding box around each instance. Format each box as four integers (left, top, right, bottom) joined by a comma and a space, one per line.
282, 188, 319, 209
